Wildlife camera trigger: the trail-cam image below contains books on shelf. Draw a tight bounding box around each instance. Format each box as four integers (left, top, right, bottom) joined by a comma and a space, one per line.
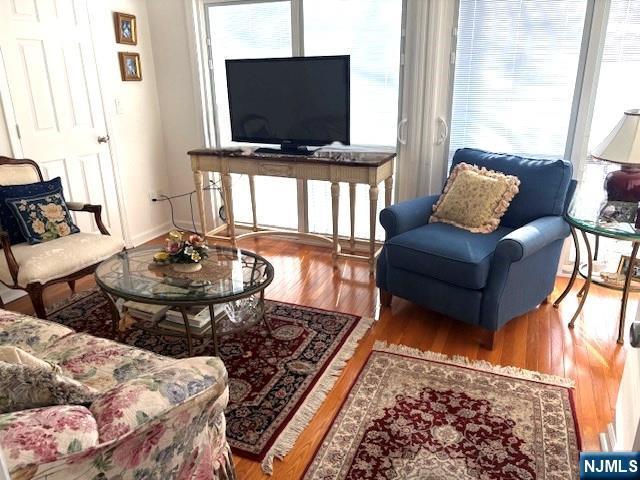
123, 302, 227, 335
123, 301, 170, 322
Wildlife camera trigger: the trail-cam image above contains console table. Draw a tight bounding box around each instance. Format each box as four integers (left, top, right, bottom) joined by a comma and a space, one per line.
188, 147, 396, 273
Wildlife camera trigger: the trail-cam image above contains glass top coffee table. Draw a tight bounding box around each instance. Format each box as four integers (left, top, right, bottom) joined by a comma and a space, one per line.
95, 245, 274, 355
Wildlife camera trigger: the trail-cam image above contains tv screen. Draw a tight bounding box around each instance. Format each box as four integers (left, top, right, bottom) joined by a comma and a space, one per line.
225, 55, 350, 148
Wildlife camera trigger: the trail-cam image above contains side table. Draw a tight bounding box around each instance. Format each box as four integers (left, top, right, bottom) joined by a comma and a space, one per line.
554, 215, 640, 344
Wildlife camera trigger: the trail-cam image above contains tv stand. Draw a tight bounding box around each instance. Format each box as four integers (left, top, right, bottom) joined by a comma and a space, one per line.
188, 146, 396, 273
255, 144, 311, 156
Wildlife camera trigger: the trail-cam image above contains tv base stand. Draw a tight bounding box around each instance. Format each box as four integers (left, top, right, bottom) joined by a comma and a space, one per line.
188, 146, 396, 274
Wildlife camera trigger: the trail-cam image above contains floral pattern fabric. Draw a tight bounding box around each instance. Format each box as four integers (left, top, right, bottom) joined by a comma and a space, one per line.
0, 309, 236, 479
0, 310, 73, 355
0, 405, 99, 471
3, 176, 79, 244
90, 356, 227, 442
43, 333, 172, 391
430, 162, 520, 233
0, 361, 98, 413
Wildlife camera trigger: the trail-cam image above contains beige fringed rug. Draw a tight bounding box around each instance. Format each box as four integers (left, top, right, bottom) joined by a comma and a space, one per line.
48, 289, 373, 473
304, 342, 581, 480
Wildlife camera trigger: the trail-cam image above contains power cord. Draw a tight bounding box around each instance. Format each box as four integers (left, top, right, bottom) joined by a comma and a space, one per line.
152, 179, 222, 235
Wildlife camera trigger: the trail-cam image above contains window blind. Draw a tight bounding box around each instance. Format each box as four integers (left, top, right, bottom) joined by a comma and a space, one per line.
449, 0, 587, 162
304, 0, 402, 239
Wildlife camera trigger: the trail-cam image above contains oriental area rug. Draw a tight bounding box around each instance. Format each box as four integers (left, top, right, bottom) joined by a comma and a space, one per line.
304, 342, 581, 480
48, 288, 373, 473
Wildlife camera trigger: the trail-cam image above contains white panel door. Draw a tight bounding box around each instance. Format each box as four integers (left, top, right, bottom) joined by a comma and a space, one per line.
0, 0, 123, 237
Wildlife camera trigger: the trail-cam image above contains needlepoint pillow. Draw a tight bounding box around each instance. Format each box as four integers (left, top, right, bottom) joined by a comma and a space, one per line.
430, 162, 520, 233
0, 177, 79, 244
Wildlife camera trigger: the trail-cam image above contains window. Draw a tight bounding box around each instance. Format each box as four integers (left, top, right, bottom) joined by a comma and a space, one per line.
204, 0, 403, 237
579, 0, 640, 267
206, 1, 298, 230
304, 0, 402, 239
449, 0, 587, 161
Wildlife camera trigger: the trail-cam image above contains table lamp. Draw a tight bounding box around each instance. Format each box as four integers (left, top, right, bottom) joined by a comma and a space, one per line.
592, 109, 640, 206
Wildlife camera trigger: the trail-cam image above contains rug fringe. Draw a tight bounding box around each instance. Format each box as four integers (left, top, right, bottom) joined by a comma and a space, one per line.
261, 316, 375, 474
373, 341, 575, 389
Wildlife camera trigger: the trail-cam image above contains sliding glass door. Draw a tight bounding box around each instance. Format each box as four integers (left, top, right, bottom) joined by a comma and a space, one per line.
204, 0, 404, 237
447, 0, 640, 267
206, 1, 298, 230
448, 0, 588, 163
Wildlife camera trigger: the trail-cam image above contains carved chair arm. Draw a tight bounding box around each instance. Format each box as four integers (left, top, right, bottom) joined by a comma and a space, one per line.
0, 230, 19, 286
66, 202, 110, 235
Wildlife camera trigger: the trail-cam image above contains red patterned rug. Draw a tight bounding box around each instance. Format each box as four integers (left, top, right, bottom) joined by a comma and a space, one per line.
48, 288, 372, 473
304, 342, 581, 480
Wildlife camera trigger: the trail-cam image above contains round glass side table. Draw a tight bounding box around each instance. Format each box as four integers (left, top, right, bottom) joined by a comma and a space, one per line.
554, 202, 640, 344
95, 245, 274, 355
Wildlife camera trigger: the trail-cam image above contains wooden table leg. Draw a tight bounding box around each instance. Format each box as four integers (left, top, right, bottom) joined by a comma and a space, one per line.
331, 181, 340, 267
369, 183, 379, 275
569, 230, 593, 329
179, 307, 194, 357
554, 225, 580, 307
221, 173, 236, 247
193, 169, 207, 237
385, 176, 393, 207
618, 242, 639, 344
349, 183, 356, 252
248, 175, 258, 232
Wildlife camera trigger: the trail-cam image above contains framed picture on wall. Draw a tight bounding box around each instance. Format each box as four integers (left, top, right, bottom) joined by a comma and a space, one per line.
114, 12, 137, 45
118, 52, 142, 81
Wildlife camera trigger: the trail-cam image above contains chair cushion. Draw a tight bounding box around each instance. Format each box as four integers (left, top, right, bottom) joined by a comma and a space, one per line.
430, 162, 520, 233
0, 405, 99, 472
386, 222, 513, 290
3, 177, 80, 244
0, 232, 124, 287
451, 148, 572, 228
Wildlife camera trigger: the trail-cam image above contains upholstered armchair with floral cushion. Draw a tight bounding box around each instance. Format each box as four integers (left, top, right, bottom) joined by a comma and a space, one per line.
0, 156, 124, 318
0, 309, 236, 479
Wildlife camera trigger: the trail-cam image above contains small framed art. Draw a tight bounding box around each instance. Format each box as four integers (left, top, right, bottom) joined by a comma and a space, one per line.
118, 52, 142, 81
617, 254, 640, 282
114, 12, 137, 45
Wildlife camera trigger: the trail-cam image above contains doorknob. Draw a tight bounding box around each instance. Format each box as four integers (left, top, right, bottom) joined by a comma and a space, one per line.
98, 135, 110, 144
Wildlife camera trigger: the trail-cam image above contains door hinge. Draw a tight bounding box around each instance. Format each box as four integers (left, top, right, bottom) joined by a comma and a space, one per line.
208, 58, 213, 70
206, 37, 211, 46
15, 124, 21, 139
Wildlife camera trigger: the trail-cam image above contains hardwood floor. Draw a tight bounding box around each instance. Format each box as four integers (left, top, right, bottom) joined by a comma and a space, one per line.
5, 236, 630, 479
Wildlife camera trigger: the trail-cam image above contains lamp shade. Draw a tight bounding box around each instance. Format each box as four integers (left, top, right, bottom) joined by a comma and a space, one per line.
591, 109, 640, 164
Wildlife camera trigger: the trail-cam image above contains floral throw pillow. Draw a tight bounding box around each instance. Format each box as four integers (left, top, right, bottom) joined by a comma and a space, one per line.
430, 162, 520, 233
1, 177, 79, 244
0, 361, 98, 414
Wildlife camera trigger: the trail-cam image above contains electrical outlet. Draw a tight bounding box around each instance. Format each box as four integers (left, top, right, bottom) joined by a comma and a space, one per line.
149, 190, 163, 201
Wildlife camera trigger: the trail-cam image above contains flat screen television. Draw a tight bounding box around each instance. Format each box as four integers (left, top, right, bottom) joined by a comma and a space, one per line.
225, 55, 350, 154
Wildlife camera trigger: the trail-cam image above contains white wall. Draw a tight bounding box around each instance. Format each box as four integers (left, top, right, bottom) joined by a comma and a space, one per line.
89, 0, 171, 245
146, 0, 209, 231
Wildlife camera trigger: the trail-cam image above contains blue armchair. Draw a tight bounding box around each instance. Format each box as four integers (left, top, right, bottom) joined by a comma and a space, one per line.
376, 148, 576, 348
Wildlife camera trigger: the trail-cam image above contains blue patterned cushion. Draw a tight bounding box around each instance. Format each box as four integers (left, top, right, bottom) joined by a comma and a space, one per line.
0, 177, 79, 244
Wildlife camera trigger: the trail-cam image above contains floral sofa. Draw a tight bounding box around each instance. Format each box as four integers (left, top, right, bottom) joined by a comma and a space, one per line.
0, 309, 236, 479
